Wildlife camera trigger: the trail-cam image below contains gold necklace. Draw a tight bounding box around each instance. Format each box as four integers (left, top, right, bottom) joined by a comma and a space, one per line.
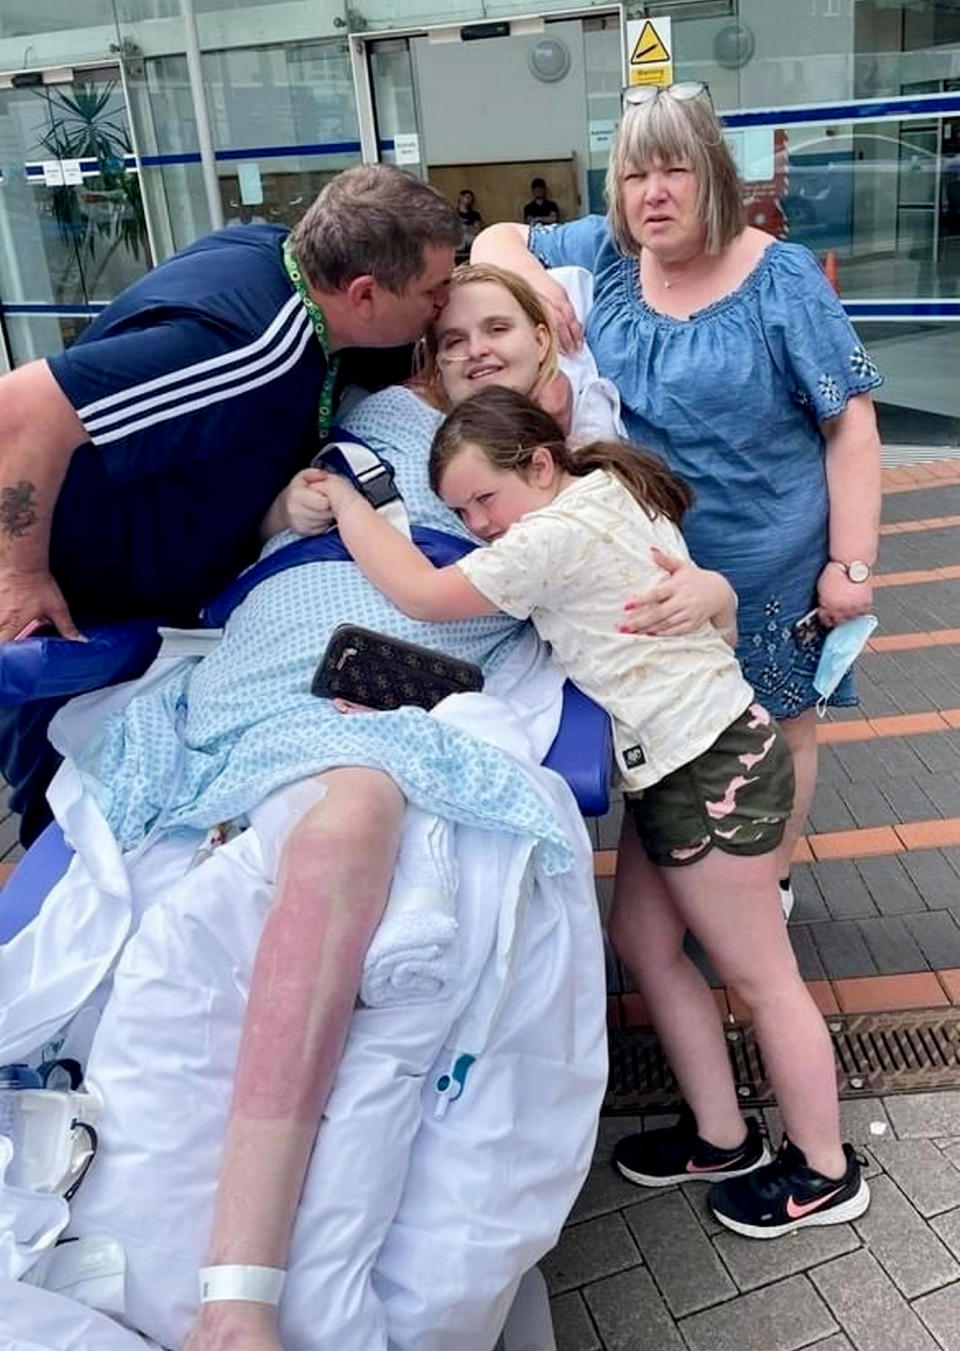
652, 256, 685, 290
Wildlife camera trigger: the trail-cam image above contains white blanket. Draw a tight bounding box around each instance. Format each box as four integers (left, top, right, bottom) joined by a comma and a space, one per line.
0, 1278, 162, 1350
0, 630, 607, 1351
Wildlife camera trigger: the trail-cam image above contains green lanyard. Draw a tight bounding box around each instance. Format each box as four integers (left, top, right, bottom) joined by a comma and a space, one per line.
283, 235, 340, 441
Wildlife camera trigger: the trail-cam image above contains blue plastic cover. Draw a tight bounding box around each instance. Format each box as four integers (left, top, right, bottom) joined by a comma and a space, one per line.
0, 820, 73, 942
542, 680, 611, 817
0, 620, 162, 707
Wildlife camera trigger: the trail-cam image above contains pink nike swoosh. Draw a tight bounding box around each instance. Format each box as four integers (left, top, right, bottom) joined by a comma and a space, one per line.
685, 1159, 729, 1173
785, 1186, 844, 1219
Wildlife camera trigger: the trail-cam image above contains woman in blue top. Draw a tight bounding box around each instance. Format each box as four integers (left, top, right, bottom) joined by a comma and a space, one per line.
473, 83, 883, 1219
475, 85, 883, 895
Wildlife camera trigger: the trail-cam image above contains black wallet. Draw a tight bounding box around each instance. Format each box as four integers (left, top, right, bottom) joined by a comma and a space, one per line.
311, 624, 484, 711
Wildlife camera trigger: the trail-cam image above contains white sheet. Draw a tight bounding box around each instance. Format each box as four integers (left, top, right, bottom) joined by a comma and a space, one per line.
0, 628, 606, 1351
0, 1138, 68, 1284
0, 1278, 160, 1350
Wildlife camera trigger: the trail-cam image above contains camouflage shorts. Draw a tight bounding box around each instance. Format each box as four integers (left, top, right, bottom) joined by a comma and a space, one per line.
626, 703, 795, 868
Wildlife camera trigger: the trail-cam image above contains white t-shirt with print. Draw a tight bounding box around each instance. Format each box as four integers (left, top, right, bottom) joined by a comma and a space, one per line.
457, 470, 754, 792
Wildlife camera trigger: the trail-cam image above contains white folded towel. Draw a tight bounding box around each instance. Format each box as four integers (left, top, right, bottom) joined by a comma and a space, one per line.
360, 807, 459, 1008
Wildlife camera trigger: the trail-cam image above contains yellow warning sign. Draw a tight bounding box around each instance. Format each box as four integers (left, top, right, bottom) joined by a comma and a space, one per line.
630, 19, 669, 66
624, 16, 672, 88
629, 65, 672, 87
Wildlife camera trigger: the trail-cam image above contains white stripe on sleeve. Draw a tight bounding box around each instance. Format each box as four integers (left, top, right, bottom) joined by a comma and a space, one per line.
77, 294, 303, 422
89, 318, 316, 447
84, 305, 311, 437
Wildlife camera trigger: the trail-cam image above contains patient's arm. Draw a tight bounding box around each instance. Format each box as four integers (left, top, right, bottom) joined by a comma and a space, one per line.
186, 767, 405, 1351
535, 371, 573, 436
260, 468, 335, 541
619, 548, 738, 647
324, 475, 498, 622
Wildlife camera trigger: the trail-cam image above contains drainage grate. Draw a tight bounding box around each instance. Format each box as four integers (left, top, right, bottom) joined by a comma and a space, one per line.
606, 1008, 960, 1113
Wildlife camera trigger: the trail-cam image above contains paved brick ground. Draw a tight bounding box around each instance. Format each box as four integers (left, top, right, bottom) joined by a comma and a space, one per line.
553, 465, 960, 1349
552, 1095, 960, 1351
0, 783, 23, 868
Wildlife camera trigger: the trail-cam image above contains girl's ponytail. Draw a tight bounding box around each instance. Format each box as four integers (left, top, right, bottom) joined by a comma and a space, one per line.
430, 386, 692, 527
571, 439, 692, 526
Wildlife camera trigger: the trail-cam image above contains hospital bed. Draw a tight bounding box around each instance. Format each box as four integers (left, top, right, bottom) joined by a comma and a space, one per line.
0, 535, 611, 1351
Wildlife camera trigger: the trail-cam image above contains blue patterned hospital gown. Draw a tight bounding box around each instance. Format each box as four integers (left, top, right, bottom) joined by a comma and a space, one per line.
74, 387, 571, 872
530, 217, 884, 719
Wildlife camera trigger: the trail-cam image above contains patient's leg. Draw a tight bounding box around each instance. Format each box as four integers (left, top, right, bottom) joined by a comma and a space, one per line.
187, 766, 405, 1351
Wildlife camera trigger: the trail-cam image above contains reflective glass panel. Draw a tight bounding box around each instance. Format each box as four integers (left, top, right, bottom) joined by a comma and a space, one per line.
858, 320, 960, 446
583, 15, 621, 214
113, 0, 312, 13
1, 1, 117, 38
730, 115, 960, 302
369, 38, 421, 172
663, 1, 960, 111
0, 69, 151, 358
124, 40, 360, 251
346, 0, 610, 36
2, 311, 97, 367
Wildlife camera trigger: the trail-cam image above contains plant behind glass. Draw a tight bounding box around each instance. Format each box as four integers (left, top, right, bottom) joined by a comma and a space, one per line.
35, 80, 151, 296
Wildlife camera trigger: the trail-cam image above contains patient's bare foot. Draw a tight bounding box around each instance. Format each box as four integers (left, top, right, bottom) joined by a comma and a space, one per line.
184, 1301, 284, 1351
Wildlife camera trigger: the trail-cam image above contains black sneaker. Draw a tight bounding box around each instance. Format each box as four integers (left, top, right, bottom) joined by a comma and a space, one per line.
613, 1104, 770, 1188
709, 1137, 870, 1238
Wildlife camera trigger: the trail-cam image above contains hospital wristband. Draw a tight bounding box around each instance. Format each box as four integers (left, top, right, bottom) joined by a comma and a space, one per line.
199, 1264, 286, 1305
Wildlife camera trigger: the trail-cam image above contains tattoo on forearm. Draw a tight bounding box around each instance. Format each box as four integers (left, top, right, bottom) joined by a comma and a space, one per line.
0, 481, 38, 538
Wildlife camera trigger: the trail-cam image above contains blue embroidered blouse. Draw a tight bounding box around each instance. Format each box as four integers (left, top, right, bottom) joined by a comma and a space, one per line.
529, 216, 883, 718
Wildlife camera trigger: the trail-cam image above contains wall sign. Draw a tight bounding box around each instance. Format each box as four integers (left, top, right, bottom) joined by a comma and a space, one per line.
237, 161, 263, 206
394, 132, 421, 166
625, 16, 672, 88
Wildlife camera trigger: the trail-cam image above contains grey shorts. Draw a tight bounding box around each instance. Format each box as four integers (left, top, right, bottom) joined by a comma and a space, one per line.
626, 703, 796, 868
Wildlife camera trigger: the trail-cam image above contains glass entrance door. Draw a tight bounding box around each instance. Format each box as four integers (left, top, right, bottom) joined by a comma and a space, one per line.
364, 15, 623, 249
368, 38, 424, 177
0, 65, 153, 366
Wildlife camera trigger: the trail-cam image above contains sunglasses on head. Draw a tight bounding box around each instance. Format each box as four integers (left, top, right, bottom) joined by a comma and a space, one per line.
621, 81, 710, 109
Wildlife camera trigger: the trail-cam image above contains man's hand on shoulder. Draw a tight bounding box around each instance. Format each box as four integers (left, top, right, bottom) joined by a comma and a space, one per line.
0, 567, 80, 642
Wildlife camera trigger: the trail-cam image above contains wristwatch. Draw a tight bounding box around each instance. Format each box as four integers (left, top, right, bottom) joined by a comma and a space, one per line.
831, 559, 872, 583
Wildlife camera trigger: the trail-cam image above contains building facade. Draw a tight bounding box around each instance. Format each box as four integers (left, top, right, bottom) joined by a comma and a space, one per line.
0, 0, 958, 446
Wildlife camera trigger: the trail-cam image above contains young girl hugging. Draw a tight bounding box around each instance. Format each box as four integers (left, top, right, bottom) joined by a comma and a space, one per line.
316, 384, 870, 1239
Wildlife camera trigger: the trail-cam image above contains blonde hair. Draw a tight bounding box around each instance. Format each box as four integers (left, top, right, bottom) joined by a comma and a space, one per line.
414, 262, 559, 411
606, 93, 744, 256
430, 386, 693, 527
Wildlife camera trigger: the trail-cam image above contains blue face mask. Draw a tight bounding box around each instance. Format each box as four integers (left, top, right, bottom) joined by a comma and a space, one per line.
814, 614, 878, 715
